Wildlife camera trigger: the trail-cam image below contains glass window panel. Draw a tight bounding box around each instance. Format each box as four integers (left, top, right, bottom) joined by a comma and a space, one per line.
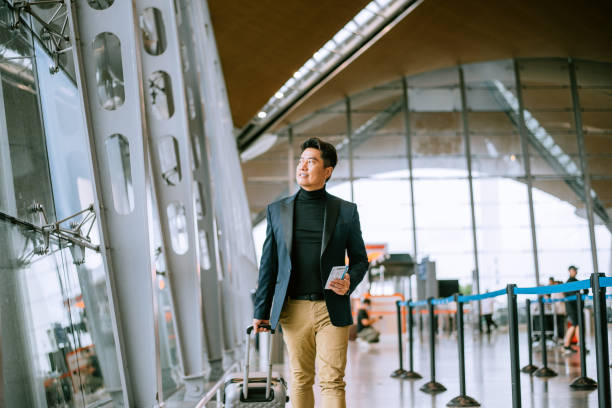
521, 88, 573, 110
412, 112, 466, 177
88, 0, 114, 10
148, 70, 174, 120
156, 275, 182, 397
93, 33, 125, 110
243, 137, 291, 214
575, 60, 612, 87
473, 179, 534, 288
349, 175, 414, 254
149, 197, 184, 397
413, 174, 474, 282
158, 135, 181, 186
141, 7, 167, 56
532, 178, 594, 277
518, 59, 570, 86
105, 134, 134, 214
0, 29, 54, 220
167, 202, 189, 254
350, 81, 402, 112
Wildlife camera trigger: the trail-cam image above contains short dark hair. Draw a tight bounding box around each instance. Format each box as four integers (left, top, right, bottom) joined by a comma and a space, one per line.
362, 298, 371, 305
301, 137, 338, 170
568, 265, 578, 272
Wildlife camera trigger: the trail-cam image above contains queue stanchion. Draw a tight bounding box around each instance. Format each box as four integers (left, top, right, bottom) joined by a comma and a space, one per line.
534, 295, 557, 378
447, 294, 479, 407
401, 300, 422, 379
590, 273, 611, 408
391, 300, 407, 378
420, 297, 446, 394
521, 299, 538, 374
570, 290, 597, 390
506, 284, 522, 408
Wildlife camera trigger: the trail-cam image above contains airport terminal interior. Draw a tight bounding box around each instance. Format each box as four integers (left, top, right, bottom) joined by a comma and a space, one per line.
0, 0, 611, 407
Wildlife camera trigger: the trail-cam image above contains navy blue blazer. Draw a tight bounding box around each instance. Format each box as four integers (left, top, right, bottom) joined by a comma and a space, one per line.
253, 191, 369, 328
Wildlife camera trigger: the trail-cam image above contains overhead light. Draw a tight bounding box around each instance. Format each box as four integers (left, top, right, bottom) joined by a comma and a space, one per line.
257, 111, 267, 119
274, 91, 284, 99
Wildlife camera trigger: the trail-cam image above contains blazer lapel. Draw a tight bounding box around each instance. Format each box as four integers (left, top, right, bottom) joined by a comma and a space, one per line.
280, 193, 297, 257
321, 193, 340, 257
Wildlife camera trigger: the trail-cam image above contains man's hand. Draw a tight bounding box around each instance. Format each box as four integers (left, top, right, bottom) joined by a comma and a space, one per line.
253, 319, 271, 333
329, 272, 350, 295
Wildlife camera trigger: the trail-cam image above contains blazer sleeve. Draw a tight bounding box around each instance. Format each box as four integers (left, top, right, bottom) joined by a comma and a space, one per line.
253, 205, 279, 320
346, 204, 369, 295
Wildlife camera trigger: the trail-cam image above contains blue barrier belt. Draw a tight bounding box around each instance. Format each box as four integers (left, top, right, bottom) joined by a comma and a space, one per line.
599, 276, 612, 288
458, 288, 506, 303
407, 300, 427, 307
541, 295, 575, 303
431, 295, 455, 305
514, 279, 590, 295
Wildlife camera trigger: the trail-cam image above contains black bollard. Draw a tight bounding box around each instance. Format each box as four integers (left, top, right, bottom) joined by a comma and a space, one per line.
570, 290, 597, 390
506, 284, 522, 408
521, 299, 538, 374
590, 273, 611, 408
420, 298, 446, 394
534, 295, 557, 378
401, 301, 422, 379
391, 300, 407, 378
447, 294, 480, 407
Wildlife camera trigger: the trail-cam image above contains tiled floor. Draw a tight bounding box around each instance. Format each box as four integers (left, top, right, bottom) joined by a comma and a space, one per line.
277, 327, 606, 407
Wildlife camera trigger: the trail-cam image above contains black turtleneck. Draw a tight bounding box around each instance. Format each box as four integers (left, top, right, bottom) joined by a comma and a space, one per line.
288, 187, 326, 296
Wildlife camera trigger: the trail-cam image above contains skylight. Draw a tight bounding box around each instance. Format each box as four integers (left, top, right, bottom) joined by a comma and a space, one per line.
251, 0, 413, 124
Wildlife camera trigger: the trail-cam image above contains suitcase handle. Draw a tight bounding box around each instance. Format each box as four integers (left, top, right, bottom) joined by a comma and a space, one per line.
246, 324, 275, 335
243, 325, 275, 400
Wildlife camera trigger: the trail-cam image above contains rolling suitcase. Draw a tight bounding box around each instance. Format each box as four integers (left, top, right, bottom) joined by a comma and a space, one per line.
222, 325, 288, 407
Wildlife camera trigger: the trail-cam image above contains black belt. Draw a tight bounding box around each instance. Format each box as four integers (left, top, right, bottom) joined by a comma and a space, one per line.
291, 293, 324, 301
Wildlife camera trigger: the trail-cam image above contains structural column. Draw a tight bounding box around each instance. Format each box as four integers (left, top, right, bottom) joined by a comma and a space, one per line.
513, 59, 541, 286
458, 67, 482, 329
346, 97, 355, 202
174, 0, 227, 379
568, 58, 599, 273
402, 76, 418, 265
134, 0, 211, 398
288, 126, 296, 195
66, 1, 160, 405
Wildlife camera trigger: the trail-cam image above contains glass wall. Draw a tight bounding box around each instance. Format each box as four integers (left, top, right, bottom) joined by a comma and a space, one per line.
0, 6, 126, 406
247, 58, 612, 292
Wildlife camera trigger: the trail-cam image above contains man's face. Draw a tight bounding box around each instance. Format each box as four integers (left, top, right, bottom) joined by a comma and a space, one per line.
296, 148, 332, 191
569, 268, 577, 278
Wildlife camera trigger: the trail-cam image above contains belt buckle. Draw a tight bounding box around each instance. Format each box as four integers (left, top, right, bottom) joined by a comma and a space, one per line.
309, 293, 320, 301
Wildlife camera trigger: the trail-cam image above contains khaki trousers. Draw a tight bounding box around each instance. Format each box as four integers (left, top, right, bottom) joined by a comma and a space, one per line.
279, 299, 350, 408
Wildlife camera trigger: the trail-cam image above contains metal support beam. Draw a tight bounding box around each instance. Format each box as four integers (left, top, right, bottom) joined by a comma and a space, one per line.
288, 126, 295, 195
346, 97, 355, 201
458, 67, 482, 328
134, 0, 210, 398
569, 58, 599, 273
66, 1, 160, 405
402, 76, 418, 263
185, 0, 259, 359
173, 0, 227, 379
513, 59, 541, 285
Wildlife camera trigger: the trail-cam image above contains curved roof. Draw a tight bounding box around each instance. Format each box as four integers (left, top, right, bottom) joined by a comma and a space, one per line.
209, 0, 612, 129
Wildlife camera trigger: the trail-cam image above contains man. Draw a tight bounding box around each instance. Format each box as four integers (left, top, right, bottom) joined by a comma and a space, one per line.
252, 138, 369, 408
562, 265, 580, 353
481, 291, 498, 334
356, 298, 381, 343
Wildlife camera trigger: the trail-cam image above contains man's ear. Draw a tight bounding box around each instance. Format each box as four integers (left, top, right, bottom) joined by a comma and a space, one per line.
324, 166, 333, 181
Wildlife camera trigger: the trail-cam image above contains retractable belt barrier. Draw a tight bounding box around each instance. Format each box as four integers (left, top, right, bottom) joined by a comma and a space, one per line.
391, 273, 612, 408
